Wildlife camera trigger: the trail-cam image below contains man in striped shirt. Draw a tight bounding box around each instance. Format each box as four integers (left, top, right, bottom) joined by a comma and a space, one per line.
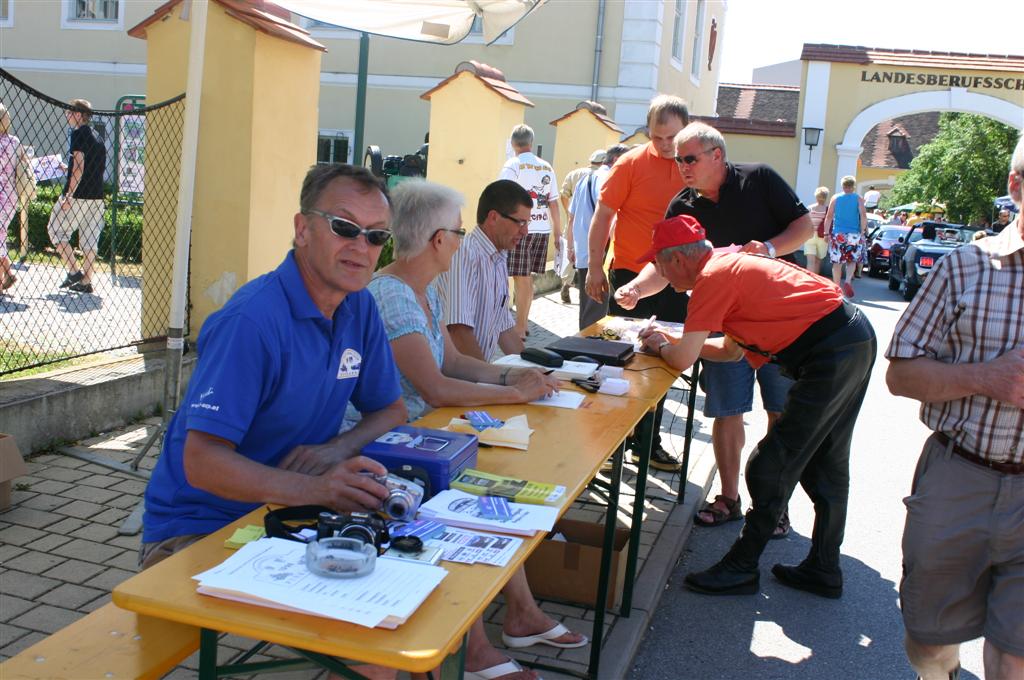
886, 134, 1024, 680
440, 180, 533, 361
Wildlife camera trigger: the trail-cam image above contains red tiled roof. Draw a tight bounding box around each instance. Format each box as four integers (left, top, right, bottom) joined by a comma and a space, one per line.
716, 84, 799, 123
421, 62, 534, 107
129, 0, 326, 52
860, 112, 940, 169
800, 44, 1024, 73
693, 116, 795, 138
549, 107, 623, 133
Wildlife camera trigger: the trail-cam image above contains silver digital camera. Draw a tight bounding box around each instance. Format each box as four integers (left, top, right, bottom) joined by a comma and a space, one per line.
370, 468, 428, 521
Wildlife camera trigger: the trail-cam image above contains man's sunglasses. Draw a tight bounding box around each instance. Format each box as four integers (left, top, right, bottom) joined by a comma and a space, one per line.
305, 210, 392, 246
673, 149, 714, 166
498, 211, 530, 228
435, 227, 467, 238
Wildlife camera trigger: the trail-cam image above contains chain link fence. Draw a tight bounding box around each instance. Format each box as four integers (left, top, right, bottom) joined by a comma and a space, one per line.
1, 69, 187, 376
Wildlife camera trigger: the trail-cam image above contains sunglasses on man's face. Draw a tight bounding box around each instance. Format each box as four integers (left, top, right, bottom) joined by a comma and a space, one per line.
306, 210, 392, 246
674, 148, 714, 166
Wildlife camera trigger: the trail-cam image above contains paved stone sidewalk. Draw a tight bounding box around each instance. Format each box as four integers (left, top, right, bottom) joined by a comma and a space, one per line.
0, 288, 715, 679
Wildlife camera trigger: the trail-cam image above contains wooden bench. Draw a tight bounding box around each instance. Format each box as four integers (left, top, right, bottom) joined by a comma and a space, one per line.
1, 602, 199, 680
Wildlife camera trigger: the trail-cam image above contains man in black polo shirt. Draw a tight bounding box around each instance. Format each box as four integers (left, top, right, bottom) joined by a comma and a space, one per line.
663, 122, 812, 535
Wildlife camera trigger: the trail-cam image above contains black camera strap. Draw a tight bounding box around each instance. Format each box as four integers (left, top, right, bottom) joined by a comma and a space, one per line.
264, 505, 334, 543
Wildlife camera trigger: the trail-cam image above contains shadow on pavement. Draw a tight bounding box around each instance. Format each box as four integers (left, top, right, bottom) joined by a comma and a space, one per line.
629, 523, 973, 680
45, 291, 104, 313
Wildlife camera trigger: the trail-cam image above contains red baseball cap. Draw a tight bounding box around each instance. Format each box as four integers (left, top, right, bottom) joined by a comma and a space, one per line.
636, 214, 707, 264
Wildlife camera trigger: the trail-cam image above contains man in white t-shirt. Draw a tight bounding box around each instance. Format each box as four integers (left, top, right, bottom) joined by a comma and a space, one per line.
498, 124, 562, 339
863, 186, 881, 212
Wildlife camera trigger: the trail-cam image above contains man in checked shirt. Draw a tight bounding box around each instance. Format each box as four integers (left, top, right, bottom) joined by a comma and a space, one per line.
886, 134, 1024, 680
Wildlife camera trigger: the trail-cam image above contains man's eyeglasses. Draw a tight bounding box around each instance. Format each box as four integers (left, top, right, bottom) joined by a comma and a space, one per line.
435, 227, 467, 238
674, 148, 714, 166
305, 210, 392, 246
498, 211, 530, 228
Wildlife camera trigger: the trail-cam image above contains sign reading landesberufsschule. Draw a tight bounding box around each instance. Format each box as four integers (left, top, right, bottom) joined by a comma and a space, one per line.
860, 70, 1024, 91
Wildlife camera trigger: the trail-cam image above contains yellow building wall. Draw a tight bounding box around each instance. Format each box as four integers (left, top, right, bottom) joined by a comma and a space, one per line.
424, 72, 527, 229
138, 1, 321, 337
621, 130, 650, 147
722, 134, 799, 188
550, 110, 621, 191
812, 61, 1024, 193
655, 0, 726, 116
247, 32, 320, 276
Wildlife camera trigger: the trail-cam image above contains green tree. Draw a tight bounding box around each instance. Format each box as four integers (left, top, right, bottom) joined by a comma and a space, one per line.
886, 113, 1018, 224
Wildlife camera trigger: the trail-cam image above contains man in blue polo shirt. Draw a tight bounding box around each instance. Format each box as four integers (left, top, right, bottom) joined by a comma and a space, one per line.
141, 164, 408, 568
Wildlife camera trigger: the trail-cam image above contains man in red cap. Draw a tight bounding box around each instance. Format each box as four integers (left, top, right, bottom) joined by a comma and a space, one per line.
617, 215, 876, 597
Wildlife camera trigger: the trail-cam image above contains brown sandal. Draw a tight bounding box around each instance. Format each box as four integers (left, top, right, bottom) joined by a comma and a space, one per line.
1, 274, 15, 290
694, 494, 742, 527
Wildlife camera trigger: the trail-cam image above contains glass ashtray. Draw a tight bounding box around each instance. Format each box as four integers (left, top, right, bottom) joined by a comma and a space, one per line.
305, 537, 376, 578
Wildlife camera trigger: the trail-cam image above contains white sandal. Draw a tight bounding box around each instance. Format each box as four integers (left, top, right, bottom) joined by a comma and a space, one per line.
501, 622, 589, 649
464, 659, 539, 680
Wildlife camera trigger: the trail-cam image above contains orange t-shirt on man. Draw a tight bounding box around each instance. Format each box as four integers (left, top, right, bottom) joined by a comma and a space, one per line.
599, 143, 684, 274
684, 253, 844, 368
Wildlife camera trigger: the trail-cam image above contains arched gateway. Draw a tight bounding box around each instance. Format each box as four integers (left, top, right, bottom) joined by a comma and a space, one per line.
794, 45, 1024, 201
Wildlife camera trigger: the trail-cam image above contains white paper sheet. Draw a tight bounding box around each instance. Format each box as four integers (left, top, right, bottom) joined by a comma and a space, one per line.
530, 390, 586, 409
193, 538, 447, 629
418, 489, 559, 536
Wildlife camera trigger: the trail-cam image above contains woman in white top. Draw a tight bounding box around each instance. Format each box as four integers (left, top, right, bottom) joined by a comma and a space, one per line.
803, 186, 830, 276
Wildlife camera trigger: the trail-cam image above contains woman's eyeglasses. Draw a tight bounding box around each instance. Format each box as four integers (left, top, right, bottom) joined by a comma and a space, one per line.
305, 210, 392, 246
673, 148, 714, 166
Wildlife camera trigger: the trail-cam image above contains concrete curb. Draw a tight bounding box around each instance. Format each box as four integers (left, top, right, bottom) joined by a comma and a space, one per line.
597, 448, 718, 680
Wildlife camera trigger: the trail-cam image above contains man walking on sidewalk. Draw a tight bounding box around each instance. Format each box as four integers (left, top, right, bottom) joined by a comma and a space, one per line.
47, 99, 106, 295
885, 135, 1024, 680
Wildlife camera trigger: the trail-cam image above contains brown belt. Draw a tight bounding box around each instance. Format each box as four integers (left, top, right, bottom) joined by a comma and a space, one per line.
935, 432, 1024, 475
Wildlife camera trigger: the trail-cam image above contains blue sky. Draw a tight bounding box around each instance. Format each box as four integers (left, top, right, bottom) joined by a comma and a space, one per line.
719, 0, 1024, 84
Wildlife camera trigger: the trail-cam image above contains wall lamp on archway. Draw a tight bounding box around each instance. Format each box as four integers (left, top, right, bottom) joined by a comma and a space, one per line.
803, 127, 822, 163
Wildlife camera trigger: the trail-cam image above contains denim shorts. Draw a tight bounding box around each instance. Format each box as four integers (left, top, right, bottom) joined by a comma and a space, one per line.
700, 358, 794, 417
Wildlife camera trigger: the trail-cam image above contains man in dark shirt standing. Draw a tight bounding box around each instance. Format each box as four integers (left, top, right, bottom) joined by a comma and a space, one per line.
653, 122, 812, 534
46, 98, 106, 294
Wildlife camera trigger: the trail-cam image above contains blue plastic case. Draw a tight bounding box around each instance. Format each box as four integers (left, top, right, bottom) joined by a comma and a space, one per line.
361, 426, 478, 497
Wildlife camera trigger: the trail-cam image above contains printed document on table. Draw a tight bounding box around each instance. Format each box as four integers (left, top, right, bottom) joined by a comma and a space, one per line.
426, 526, 523, 566
193, 538, 446, 628
418, 489, 559, 536
530, 390, 585, 409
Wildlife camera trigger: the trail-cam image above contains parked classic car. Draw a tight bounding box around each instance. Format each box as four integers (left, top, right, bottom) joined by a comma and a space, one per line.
867, 225, 910, 276
887, 221, 973, 300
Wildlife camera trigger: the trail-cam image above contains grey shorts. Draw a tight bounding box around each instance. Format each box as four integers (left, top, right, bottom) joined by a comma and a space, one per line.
900, 433, 1024, 656
47, 198, 105, 251
138, 533, 206, 570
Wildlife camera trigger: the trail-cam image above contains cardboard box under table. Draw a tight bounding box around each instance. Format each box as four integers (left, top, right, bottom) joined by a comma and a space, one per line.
0, 433, 29, 510
525, 519, 630, 609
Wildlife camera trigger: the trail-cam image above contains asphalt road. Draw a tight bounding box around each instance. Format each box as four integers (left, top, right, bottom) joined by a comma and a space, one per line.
629, 273, 986, 680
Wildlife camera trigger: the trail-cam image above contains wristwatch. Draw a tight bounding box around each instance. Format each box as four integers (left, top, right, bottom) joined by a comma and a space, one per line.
657, 340, 671, 357
764, 240, 777, 258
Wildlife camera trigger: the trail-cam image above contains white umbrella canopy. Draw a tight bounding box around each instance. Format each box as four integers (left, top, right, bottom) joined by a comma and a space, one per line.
274, 0, 547, 45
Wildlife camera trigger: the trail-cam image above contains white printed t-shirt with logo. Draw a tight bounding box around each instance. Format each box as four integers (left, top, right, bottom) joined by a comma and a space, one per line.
498, 152, 559, 235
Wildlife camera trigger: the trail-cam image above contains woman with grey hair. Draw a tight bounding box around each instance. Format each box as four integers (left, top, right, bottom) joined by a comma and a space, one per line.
366, 179, 586, 680
369, 179, 559, 420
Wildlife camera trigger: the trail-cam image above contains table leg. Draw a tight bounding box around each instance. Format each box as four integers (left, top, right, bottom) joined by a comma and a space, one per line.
198, 628, 218, 680
619, 408, 655, 616
677, 361, 701, 505
588, 440, 624, 679
438, 633, 467, 680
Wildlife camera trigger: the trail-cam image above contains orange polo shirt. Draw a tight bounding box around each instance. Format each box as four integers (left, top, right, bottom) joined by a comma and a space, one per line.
599, 143, 684, 273
684, 253, 844, 368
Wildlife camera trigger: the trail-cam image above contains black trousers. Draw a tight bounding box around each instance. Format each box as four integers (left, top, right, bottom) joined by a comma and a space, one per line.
575, 268, 610, 331
607, 267, 690, 451
725, 310, 876, 571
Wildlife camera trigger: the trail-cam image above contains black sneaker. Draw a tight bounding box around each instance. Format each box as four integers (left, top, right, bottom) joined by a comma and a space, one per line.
59, 271, 84, 288
68, 281, 93, 294
649, 446, 682, 472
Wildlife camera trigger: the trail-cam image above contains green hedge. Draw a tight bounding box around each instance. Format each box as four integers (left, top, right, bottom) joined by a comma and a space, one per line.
5, 183, 144, 263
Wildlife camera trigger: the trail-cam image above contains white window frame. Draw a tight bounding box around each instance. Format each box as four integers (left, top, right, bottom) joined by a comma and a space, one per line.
0, 0, 14, 29
669, 0, 685, 70
317, 128, 355, 165
296, 15, 512, 45
689, 0, 706, 85
61, 0, 124, 31
462, 15, 514, 45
